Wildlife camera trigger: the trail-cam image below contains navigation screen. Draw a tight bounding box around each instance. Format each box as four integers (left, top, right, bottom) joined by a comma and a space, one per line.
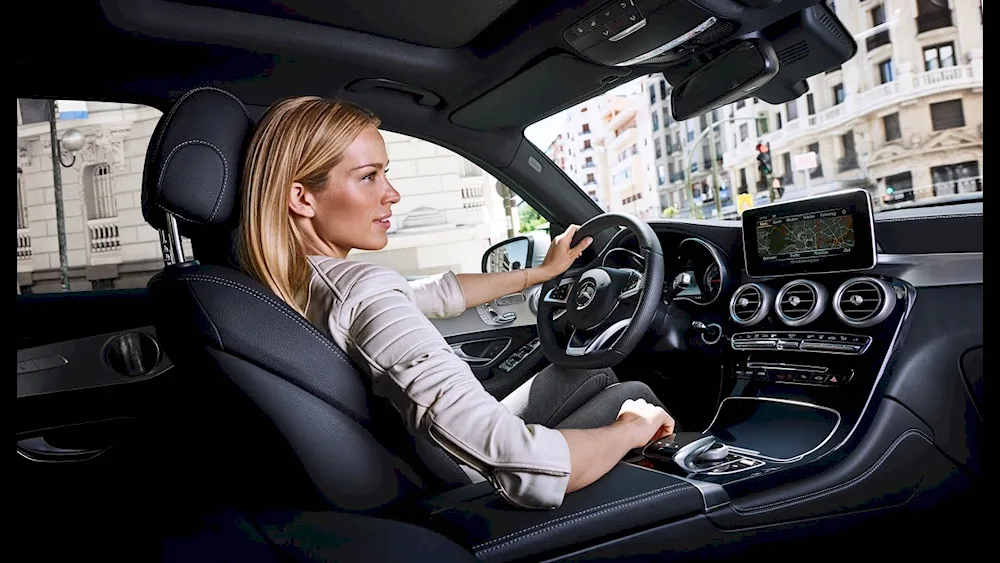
742, 190, 876, 278
756, 208, 855, 264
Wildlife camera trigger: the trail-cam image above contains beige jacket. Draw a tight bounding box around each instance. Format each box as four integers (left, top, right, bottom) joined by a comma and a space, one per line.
305, 256, 572, 509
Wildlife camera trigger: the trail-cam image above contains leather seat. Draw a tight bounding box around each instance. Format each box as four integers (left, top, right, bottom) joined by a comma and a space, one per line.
140, 87, 473, 515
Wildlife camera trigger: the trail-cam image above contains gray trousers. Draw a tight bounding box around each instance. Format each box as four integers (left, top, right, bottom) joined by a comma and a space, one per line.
501, 365, 666, 430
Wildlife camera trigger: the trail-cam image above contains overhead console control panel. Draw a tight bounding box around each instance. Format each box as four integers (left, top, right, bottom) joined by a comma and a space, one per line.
564, 0, 739, 66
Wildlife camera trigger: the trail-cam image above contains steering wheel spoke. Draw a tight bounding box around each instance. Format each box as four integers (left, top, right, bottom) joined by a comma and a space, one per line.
565, 319, 630, 357
617, 268, 644, 301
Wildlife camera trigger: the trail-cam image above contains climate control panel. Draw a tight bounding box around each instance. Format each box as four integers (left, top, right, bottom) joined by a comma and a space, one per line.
731, 331, 871, 354
731, 362, 854, 387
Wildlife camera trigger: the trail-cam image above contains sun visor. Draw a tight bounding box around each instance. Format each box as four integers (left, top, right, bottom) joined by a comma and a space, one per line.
449, 54, 631, 132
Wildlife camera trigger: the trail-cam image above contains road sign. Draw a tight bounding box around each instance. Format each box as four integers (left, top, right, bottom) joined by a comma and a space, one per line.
793, 151, 818, 171
736, 193, 755, 215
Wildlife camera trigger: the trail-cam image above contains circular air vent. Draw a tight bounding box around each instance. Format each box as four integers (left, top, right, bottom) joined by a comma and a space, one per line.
776, 280, 827, 326
833, 277, 897, 328
729, 283, 773, 326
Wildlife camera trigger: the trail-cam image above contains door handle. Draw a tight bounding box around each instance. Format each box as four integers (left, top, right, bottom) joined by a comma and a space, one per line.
16, 436, 110, 463
450, 345, 496, 365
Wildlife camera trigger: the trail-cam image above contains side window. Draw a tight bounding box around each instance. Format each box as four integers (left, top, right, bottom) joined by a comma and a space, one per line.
15, 98, 186, 294
349, 131, 545, 278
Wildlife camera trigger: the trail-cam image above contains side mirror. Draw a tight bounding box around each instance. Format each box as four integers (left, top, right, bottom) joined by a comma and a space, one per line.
482, 236, 534, 274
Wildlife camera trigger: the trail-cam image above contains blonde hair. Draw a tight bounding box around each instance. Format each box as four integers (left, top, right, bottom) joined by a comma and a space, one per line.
238, 96, 381, 315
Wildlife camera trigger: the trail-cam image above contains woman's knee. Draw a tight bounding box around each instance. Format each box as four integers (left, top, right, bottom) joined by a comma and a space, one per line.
608, 380, 663, 408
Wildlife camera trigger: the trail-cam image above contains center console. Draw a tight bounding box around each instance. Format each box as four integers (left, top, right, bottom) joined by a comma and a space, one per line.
626, 189, 914, 493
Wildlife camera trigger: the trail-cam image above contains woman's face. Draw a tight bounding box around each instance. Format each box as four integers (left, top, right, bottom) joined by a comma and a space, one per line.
289, 126, 400, 258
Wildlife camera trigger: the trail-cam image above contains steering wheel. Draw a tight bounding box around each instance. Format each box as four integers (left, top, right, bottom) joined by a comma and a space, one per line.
537, 213, 665, 369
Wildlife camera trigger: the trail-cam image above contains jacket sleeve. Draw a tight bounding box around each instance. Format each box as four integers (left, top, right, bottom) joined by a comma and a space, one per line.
339, 265, 572, 509
407, 271, 467, 319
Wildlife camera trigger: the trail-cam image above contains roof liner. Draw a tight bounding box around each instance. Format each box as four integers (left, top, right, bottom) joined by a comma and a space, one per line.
168, 0, 530, 49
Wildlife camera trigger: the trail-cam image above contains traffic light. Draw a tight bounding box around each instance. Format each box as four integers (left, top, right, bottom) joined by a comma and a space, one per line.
756, 143, 772, 177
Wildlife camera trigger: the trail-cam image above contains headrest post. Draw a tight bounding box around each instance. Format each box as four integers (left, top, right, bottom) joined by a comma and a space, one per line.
166, 213, 186, 264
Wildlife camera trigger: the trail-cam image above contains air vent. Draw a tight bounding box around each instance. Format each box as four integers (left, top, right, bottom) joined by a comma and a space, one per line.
729, 283, 773, 326
777, 41, 810, 66
776, 280, 827, 326
833, 277, 897, 328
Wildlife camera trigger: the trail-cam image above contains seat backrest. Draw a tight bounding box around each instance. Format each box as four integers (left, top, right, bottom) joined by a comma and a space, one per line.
140, 87, 435, 514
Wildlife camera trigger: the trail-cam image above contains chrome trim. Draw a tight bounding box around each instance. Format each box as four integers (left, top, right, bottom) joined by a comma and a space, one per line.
165, 213, 185, 264
704, 397, 842, 463
675, 237, 729, 307
742, 188, 878, 279
618, 268, 644, 299
874, 252, 982, 287
832, 276, 896, 328
700, 323, 722, 345
565, 318, 630, 357
775, 279, 828, 327
671, 435, 720, 473
609, 18, 646, 42
729, 283, 773, 326
615, 17, 717, 66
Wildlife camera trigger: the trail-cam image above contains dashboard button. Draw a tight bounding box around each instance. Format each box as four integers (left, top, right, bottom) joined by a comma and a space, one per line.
775, 339, 800, 350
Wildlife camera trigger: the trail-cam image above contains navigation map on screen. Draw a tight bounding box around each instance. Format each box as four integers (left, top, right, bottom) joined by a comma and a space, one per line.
756, 207, 855, 263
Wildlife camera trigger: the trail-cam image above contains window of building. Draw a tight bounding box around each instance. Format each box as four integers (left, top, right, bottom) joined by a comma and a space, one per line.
652, 111, 660, 132
586, 173, 596, 184
581, 123, 590, 133
877, 59, 895, 84
883, 171, 915, 203
657, 165, 665, 186
806, 93, 815, 116
736, 99, 746, 109
930, 99, 965, 130
659, 80, 668, 100
883, 112, 902, 141
776, 112, 783, 129
584, 156, 594, 167
832, 83, 846, 105
613, 168, 633, 186
786, 100, 799, 121
781, 152, 793, 185
654, 138, 662, 159
808, 142, 824, 178
739, 123, 749, 142
649, 85, 656, 104
583, 139, 591, 149
923, 43, 956, 71
839, 131, 858, 172
916, 0, 953, 33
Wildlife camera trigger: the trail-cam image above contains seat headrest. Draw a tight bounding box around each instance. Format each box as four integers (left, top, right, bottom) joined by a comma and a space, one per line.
142, 87, 252, 233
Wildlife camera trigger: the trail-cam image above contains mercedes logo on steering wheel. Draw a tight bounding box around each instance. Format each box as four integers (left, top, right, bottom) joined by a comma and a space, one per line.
576, 280, 597, 310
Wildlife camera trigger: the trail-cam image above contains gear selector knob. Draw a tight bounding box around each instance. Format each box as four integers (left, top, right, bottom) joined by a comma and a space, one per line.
695, 441, 729, 462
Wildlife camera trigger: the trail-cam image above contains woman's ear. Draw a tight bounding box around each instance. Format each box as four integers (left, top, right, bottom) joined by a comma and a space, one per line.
288, 182, 316, 218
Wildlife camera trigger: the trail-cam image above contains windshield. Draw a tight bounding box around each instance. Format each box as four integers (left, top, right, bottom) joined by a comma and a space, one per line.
526, 2, 983, 221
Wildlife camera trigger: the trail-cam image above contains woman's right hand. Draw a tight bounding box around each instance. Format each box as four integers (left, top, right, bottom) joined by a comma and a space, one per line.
615, 398, 676, 449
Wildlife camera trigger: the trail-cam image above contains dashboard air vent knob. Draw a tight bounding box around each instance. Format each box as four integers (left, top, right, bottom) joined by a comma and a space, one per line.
776, 279, 827, 326
729, 283, 773, 326
833, 277, 897, 328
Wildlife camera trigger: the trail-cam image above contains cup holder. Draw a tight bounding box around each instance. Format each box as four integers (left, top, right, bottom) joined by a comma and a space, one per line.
103, 332, 161, 377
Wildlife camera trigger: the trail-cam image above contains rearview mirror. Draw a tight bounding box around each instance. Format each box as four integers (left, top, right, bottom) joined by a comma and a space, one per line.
482, 236, 534, 274
670, 40, 780, 122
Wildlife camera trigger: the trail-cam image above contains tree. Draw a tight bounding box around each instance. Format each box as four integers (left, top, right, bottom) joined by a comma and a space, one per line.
519, 205, 547, 233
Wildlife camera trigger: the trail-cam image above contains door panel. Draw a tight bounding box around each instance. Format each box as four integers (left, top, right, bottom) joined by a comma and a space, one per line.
436, 286, 546, 399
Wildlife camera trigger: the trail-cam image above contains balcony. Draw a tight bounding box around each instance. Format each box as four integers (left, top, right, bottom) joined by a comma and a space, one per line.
87, 217, 121, 254
866, 29, 890, 51
724, 63, 981, 166
917, 9, 952, 34
17, 229, 31, 261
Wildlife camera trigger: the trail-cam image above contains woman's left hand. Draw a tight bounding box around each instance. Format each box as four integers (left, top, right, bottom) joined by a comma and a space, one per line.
537, 225, 593, 282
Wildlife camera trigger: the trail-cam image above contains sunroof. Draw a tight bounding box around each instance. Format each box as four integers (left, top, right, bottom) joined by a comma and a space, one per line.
169, 0, 526, 48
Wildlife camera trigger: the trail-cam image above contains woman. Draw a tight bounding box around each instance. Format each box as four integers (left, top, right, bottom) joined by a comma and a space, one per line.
238, 96, 675, 509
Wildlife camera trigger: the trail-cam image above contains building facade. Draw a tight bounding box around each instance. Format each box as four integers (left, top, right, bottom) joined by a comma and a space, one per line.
16, 100, 514, 293
721, 0, 983, 206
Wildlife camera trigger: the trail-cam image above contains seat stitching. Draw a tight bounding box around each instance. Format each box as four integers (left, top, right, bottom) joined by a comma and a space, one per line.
173, 274, 352, 365
730, 429, 931, 515
474, 484, 691, 555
